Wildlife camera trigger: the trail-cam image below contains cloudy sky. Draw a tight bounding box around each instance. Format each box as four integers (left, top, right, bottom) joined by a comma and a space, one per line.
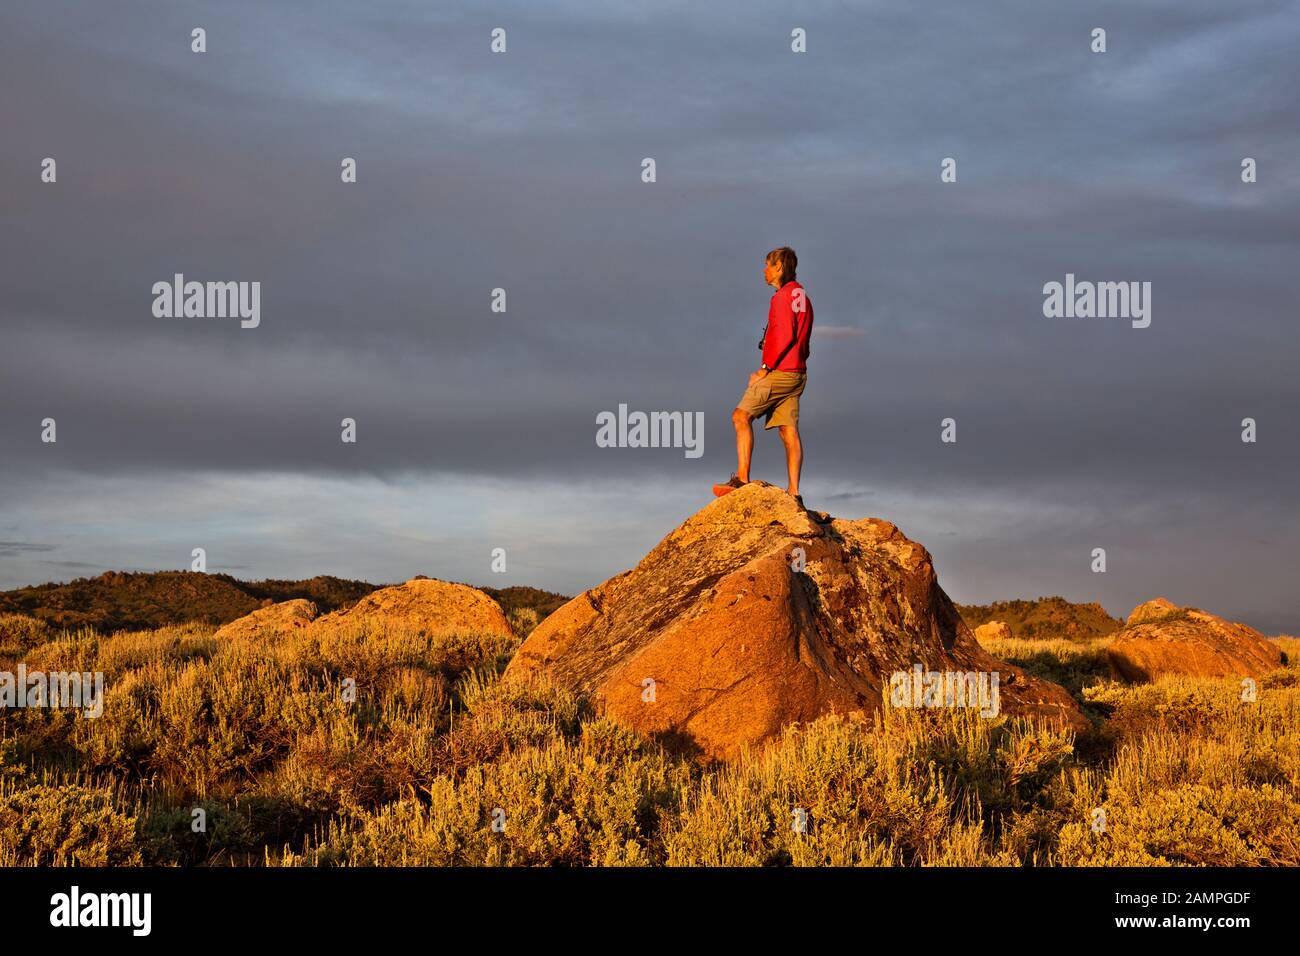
2, 1, 1298, 631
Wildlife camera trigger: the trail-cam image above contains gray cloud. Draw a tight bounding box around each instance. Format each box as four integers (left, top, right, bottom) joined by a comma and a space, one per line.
0, 542, 56, 557
1, 0, 1297, 631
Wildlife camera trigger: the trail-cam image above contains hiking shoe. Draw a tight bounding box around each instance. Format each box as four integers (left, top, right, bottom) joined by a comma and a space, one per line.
722, 474, 749, 489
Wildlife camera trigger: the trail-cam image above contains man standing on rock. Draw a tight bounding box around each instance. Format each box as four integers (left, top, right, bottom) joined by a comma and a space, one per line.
717, 246, 814, 507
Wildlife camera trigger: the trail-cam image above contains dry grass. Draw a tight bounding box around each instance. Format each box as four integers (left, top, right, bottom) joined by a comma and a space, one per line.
2, 616, 1297, 866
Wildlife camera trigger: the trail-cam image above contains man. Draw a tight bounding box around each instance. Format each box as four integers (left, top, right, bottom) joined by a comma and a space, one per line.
718, 246, 814, 506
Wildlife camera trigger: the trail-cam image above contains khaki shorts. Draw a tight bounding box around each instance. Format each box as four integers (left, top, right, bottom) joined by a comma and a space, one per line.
736, 370, 806, 430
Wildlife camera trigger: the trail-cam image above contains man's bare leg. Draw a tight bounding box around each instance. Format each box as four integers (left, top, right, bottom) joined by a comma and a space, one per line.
731, 408, 754, 481
778, 423, 802, 496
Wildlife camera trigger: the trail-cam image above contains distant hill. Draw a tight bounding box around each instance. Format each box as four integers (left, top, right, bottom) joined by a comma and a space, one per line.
239, 575, 382, 612
957, 596, 1123, 642
0, 571, 572, 635
478, 585, 570, 621
0, 571, 378, 633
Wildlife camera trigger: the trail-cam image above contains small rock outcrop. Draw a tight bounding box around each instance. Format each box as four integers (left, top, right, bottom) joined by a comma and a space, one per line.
1107, 598, 1284, 681
308, 578, 512, 639
1125, 597, 1180, 626
505, 484, 1088, 760
213, 599, 319, 640
974, 621, 1014, 643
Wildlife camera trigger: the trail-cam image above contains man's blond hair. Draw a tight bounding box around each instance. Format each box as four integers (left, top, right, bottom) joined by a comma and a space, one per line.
766, 246, 798, 282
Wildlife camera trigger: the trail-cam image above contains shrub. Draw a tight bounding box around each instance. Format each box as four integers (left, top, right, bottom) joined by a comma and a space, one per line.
0, 784, 141, 866
0, 613, 54, 659
3, 610, 1297, 867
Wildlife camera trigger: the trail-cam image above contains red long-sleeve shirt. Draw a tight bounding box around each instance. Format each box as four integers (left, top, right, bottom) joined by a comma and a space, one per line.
761, 280, 813, 371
